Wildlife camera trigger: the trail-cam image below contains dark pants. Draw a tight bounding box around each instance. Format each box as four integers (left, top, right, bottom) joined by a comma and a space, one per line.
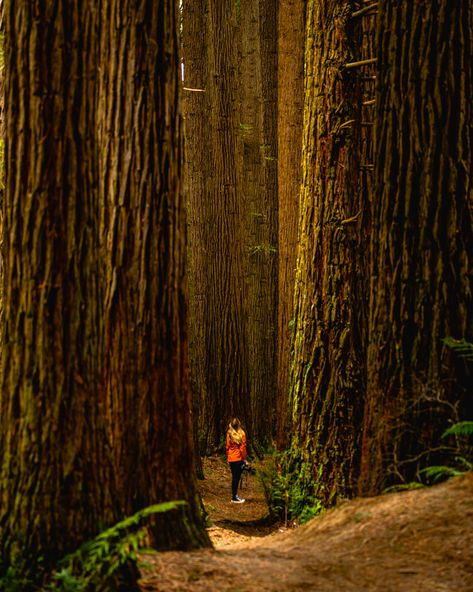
229, 461, 245, 499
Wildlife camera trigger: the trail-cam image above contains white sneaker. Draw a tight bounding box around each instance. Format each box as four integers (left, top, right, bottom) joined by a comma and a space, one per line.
231, 496, 245, 503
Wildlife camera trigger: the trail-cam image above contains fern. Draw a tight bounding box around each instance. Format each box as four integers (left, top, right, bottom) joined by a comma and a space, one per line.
419, 465, 464, 483
442, 337, 473, 361
49, 500, 187, 591
383, 482, 425, 494
442, 421, 473, 438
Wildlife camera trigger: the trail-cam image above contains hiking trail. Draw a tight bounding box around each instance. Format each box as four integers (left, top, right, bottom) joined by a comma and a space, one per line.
139, 457, 473, 591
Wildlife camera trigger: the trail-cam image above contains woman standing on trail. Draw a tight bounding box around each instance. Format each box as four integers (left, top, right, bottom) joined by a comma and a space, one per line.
226, 418, 248, 503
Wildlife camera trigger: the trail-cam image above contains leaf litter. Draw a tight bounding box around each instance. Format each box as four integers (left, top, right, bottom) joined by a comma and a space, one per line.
139, 457, 473, 591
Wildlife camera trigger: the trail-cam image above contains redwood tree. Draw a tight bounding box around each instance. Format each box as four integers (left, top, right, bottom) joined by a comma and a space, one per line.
239, 0, 278, 450
276, 0, 305, 448
182, 0, 249, 452
0, 0, 209, 582
183, 0, 279, 453
287, 0, 368, 507
360, 0, 473, 494
96, 0, 209, 548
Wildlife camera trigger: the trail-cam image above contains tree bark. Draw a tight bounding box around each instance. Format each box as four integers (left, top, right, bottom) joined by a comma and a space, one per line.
183, 0, 249, 453
239, 0, 278, 451
96, 0, 209, 549
360, 0, 473, 494
276, 0, 305, 449
181, 0, 209, 479
0, 0, 111, 571
288, 0, 368, 507
0, 0, 209, 581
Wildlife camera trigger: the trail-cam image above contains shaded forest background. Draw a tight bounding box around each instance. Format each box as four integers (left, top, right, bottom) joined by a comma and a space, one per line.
0, 0, 472, 589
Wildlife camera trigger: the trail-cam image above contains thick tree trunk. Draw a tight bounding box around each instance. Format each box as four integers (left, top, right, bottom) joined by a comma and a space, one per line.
0, 0, 111, 570
0, 0, 209, 581
96, 0, 209, 549
360, 0, 473, 494
239, 0, 278, 451
276, 0, 305, 449
183, 0, 249, 453
181, 0, 209, 479
288, 0, 367, 507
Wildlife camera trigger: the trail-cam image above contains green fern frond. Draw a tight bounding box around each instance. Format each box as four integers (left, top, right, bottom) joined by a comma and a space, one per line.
383, 482, 425, 494
419, 465, 464, 483
442, 337, 473, 361
442, 421, 473, 438
456, 456, 473, 471
52, 500, 187, 591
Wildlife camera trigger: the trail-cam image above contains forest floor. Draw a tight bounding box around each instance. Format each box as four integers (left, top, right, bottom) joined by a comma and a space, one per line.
139, 456, 473, 591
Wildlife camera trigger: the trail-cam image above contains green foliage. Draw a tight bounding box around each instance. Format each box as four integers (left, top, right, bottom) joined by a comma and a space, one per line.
442, 421, 473, 438
49, 501, 186, 591
412, 418, 473, 487
235, 0, 241, 23
0, 564, 39, 592
383, 482, 425, 494
419, 464, 469, 484
413, 338, 473, 486
248, 244, 277, 256
239, 122, 253, 136
442, 337, 473, 361
0, 501, 187, 592
259, 144, 277, 161
259, 451, 324, 525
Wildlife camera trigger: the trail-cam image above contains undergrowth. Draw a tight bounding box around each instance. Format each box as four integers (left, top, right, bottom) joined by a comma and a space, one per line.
386, 338, 473, 492
259, 450, 324, 526
0, 501, 187, 592
418, 338, 473, 484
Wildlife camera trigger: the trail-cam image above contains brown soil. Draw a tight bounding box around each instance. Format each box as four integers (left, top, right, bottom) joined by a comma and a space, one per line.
139, 457, 473, 591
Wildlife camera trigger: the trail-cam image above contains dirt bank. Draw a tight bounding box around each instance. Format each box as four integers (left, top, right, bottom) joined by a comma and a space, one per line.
139, 457, 473, 591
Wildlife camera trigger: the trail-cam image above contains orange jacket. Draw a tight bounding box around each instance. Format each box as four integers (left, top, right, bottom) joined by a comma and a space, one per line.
226, 431, 247, 462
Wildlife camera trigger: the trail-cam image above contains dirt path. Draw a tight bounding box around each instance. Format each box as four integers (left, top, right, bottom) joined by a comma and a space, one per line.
139, 457, 473, 591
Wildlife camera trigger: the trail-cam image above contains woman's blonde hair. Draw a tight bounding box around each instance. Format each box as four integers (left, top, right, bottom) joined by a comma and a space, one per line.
227, 417, 245, 444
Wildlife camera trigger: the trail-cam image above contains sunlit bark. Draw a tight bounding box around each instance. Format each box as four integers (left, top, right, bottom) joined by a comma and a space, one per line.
276, 0, 305, 449
288, 0, 368, 506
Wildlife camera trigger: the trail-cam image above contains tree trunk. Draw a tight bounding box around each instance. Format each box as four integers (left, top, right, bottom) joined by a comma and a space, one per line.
0, 0, 112, 572
96, 0, 209, 549
183, 0, 249, 453
181, 0, 209, 479
0, 0, 209, 581
276, 0, 305, 449
360, 0, 473, 494
239, 0, 278, 451
288, 0, 368, 507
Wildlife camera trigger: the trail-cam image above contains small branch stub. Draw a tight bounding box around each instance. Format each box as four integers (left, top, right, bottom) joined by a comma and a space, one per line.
341, 210, 362, 225
339, 119, 356, 130
352, 3, 378, 18
344, 58, 377, 69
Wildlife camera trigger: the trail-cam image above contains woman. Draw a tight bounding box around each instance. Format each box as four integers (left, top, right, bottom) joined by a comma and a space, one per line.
226, 417, 247, 503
